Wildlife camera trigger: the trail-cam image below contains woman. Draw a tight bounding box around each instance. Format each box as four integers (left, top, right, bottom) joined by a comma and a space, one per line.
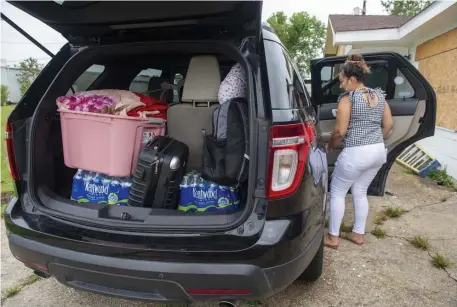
324, 54, 394, 248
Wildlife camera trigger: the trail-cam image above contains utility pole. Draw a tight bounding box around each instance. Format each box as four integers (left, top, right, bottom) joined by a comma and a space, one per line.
362, 0, 367, 15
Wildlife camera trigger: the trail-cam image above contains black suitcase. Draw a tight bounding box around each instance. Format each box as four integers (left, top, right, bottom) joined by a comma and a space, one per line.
128, 136, 189, 208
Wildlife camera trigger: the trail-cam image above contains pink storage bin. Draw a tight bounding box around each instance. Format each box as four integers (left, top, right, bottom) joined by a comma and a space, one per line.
59, 109, 165, 177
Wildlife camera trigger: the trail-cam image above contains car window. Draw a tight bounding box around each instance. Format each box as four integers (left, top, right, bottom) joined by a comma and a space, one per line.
264, 40, 311, 109
129, 68, 162, 95
66, 64, 105, 95
320, 61, 388, 104
394, 69, 415, 99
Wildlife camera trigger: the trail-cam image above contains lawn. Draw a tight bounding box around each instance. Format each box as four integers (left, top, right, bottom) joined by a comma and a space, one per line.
1, 105, 15, 195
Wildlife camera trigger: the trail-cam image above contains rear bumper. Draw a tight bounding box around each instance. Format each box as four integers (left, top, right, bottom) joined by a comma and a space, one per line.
7, 228, 323, 302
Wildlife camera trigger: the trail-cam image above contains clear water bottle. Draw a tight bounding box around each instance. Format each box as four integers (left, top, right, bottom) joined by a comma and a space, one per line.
92, 172, 101, 185
197, 177, 205, 188
191, 174, 199, 187
180, 175, 189, 189
74, 169, 83, 180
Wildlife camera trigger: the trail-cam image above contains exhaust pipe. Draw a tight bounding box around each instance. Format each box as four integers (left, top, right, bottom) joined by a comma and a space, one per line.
218, 300, 238, 307
34, 270, 51, 279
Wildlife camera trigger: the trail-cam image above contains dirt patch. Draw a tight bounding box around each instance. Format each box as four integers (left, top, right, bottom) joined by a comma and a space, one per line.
1, 192, 14, 204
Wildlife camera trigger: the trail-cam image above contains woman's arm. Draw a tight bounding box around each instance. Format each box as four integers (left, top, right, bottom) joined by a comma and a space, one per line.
381, 103, 394, 138
327, 95, 351, 151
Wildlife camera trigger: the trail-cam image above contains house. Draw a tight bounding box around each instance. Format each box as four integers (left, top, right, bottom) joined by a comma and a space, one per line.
324, 1, 457, 178
1, 61, 22, 103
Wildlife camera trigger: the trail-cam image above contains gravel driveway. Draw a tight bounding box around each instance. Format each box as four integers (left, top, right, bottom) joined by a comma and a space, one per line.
2, 164, 456, 307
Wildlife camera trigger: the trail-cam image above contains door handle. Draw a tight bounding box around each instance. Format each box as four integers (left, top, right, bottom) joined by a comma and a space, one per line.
332, 109, 338, 118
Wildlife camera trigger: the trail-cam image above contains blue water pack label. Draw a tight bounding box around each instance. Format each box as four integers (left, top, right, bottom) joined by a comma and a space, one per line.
71, 170, 131, 206
178, 172, 239, 213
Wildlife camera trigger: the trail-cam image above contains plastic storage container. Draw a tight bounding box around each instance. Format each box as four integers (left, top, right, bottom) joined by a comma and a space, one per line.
59, 109, 165, 177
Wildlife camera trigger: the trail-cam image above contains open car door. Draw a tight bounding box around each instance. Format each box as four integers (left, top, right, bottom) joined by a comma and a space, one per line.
311, 52, 436, 196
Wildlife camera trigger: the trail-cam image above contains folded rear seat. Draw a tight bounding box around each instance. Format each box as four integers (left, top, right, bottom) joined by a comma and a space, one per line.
167, 55, 221, 171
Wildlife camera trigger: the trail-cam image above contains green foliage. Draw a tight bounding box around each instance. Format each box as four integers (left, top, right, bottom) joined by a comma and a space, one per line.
1, 85, 10, 105
383, 207, 405, 218
409, 236, 429, 250
370, 228, 386, 238
432, 253, 450, 269
16, 58, 43, 96
381, 0, 432, 16
267, 11, 326, 77
428, 169, 456, 189
403, 168, 415, 175
374, 213, 388, 225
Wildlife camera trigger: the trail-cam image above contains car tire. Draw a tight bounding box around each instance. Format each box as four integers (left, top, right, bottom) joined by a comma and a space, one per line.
297, 238, 324, 282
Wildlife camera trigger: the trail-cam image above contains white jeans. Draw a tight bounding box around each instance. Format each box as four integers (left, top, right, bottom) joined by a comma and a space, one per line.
328, 143, 387, 236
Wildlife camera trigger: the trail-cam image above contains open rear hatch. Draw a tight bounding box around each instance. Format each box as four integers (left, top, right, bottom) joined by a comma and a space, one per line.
9, 1, 264, 233
8, 1, 263, 45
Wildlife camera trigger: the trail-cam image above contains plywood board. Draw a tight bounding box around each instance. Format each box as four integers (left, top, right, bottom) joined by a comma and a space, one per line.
416, 27, 457, 61
419, 48, 457, 130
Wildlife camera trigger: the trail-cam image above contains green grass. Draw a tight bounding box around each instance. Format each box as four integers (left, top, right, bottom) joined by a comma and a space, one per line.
409, 236, 429, 250
2, 273, 41, 299
4, 285, 21, 298
22, 274, 40, 287
370, 228, 386, 238
403, 169, 415, 175
1, 105, 15, 194
383, 207, 405, 218
428, 169, 457, 189
432, 253, 450, 269
374, 213, 388, 225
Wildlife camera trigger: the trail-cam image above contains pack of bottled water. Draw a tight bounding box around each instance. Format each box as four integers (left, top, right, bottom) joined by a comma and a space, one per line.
71, 169, 132, 205
178, 171, 239, 213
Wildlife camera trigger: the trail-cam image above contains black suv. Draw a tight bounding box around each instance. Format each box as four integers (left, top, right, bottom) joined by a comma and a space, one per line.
4, 1, 436, 305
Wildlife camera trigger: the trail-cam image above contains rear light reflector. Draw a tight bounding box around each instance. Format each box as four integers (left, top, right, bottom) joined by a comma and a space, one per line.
5, 122, 20, 180
267, 123, 310, 199
186, 289, 251, 295
14, 256, 48, 272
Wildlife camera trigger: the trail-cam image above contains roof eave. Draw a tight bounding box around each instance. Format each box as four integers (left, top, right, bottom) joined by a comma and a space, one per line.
333, 1, 455, 45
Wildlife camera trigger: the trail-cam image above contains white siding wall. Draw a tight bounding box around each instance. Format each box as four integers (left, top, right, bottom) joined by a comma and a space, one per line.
417, 128, 457, 179
1, 66, 21, 103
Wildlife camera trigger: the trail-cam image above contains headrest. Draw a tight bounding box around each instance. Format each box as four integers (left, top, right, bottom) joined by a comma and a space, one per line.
182, 55, 221, 103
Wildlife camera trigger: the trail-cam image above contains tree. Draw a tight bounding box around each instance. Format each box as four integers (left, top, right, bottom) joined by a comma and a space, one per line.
16, 57, 43, 96
267, 11, 326, 77
1, 85, 10, 106
381, 0, 432, 16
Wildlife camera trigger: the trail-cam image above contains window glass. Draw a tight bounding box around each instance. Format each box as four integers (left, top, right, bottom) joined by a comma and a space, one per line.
320, 61, 388, 104
129, 68, 162, 95
66, 64, 105, 95
264, 40, 311, 109
394, 69, 415, 98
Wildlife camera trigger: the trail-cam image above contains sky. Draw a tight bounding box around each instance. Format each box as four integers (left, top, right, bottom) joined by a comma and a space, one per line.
0, 0, 386, 66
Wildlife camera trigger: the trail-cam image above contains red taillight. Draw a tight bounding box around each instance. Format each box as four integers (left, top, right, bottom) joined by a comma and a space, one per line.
5, 122, 20, 180
186, 289, 251, 295
267, 123, 310, 199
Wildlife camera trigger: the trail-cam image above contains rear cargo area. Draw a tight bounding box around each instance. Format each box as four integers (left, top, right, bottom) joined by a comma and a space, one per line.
29, 41, 255, 230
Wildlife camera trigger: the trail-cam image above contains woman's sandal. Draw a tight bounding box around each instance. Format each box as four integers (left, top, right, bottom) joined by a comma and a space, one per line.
324, 235, 340, 249
341, 232, 364, 246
